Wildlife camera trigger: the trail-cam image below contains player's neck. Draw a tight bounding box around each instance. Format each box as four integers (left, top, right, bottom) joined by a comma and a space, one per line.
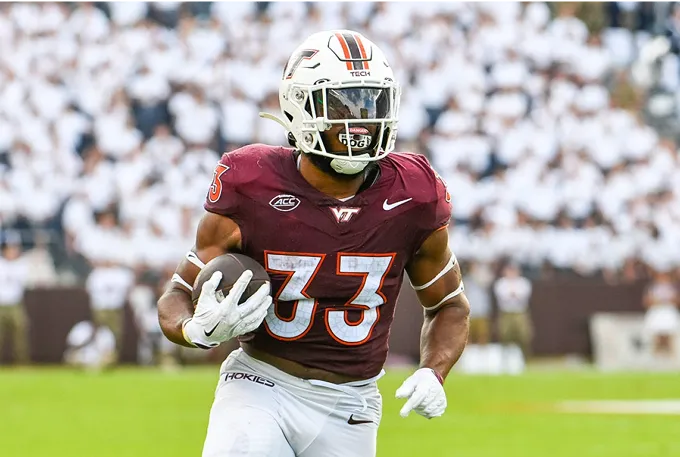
298, 154, 365, 200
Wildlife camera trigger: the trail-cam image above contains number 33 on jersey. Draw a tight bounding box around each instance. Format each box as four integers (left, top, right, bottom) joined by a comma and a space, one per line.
204, 144, 452, 379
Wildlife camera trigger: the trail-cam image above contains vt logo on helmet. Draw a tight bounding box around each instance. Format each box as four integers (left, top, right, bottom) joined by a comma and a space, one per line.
260, 30, 401, 176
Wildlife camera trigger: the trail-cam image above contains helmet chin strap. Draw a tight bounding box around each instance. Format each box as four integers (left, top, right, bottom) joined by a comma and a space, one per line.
330, 154, 371, 174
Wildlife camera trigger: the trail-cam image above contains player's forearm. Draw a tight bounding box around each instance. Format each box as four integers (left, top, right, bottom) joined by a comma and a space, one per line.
158, 288, 196, 348
419, 294, 470, 380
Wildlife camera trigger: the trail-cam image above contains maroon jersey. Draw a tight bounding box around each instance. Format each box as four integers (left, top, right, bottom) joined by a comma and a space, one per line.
204, 144, 451, 379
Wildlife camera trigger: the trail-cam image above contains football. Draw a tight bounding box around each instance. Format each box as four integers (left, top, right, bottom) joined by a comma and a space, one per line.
191, 253, 271, 305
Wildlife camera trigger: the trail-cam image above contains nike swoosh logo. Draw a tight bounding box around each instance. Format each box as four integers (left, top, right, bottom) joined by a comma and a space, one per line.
347, 414, 373, 425
204, 322, 220, 337
383, 198, 412, 211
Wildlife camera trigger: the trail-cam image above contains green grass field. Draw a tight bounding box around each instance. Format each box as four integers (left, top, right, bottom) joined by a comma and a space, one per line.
1, 368, 678, 457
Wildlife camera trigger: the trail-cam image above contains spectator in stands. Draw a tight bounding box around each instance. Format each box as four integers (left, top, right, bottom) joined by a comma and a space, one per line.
23, 230, 58, 288
642, 270, 680, 358
463, 261, 494, 345
127, 64, 171, 139
68, 2, 109, 42
169, 85, 219, 149
128, 270, 180, 369
0, 236, 30, 364
665, 4, 680, 55
493, 263, 534, 357
85, 261, 135, 363
144, 124, 184, 164
607, 2, 657, 32
148, 2, 181, 29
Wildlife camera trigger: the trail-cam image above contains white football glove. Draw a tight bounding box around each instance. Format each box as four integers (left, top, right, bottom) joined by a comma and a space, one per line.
182, 270, 272, 349
395, 368, 447, 419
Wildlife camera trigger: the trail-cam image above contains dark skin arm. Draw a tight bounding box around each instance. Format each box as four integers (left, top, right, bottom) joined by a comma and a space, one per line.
405, 226, 470, 380
157, 212, 242, 347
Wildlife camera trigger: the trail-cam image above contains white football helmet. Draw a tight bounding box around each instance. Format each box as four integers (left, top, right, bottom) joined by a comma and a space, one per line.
261, 30, 401, 174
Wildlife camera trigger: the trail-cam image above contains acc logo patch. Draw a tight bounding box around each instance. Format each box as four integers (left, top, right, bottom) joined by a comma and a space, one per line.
269, 194, 301, 212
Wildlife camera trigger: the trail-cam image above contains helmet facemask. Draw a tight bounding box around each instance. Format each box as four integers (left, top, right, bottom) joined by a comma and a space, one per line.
284, 79, 400, 174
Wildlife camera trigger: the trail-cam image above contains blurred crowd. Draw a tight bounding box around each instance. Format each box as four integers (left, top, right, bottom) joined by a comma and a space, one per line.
2, 2, 680, 359
1, 2, 679, 286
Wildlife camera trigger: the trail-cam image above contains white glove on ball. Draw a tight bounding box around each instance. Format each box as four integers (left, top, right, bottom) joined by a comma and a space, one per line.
182, 270, 272, 349
395, 368, 447, 419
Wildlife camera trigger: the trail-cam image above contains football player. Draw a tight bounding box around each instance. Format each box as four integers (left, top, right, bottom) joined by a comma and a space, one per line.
158, 30, 470, 457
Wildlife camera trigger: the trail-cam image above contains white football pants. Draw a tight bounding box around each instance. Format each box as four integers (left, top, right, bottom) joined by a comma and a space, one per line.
202, 348, 384, 457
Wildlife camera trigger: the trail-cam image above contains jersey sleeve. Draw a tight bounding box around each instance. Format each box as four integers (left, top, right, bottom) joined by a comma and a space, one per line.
203, 144, 271, 218
410, 154, 453, 250
203, 152, 239, 217
429, 165, 453, 230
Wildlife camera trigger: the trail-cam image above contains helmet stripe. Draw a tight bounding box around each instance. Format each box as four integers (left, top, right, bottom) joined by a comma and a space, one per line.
353, 34, 370, 70
334, 32, 354, 70
341, 32, 365, 70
